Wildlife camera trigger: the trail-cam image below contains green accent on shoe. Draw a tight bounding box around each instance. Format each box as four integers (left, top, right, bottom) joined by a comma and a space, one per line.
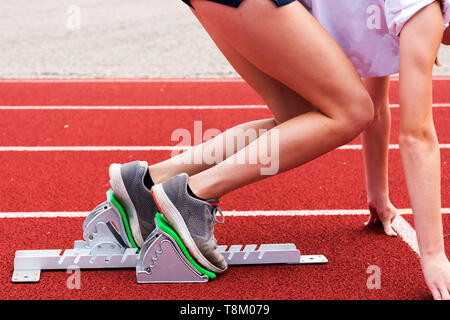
107, 189, 140, 252
155, 212, 216, 279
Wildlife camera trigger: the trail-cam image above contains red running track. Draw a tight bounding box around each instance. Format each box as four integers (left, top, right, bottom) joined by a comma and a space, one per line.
0, 79, 449, 300
3, 215, 448, 300
1, 78, 450, 106
0, 150, 449, 213
0, 108, 449, 146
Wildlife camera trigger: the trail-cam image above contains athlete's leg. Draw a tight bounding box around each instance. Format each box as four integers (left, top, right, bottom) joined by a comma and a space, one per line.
186, 0, 373, 199
114, 0, 374, 273
149, 8, 315, 184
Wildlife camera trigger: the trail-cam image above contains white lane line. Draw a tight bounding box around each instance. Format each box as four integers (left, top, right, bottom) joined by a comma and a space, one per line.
0, 103, 448, 110
392, 215, 420, 256
0, 76, 448, 83
1, 144, 450, 152
0, 78, 249, 83
225, 208, 450, 216
0, 211, 90, 218
1, 208, 448, 218
390, 103, 450, 108
0, 208, 433, 257
0, 146, 188, 152
0, 105, 268, 110
339, 144, 449, 150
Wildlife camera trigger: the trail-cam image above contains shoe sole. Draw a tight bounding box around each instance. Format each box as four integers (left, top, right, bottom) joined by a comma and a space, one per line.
109, 162, 146, 248
151, 183, 226, 274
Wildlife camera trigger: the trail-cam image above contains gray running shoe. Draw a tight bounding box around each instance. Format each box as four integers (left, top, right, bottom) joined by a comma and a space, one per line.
109, 160, 157, 248
151, 173, 228, 273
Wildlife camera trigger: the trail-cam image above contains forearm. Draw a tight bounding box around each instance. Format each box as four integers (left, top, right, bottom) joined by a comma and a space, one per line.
399, 131, 444, 257
361, 77, 391, 205
362, 112, 390, 203
399, 1, 445, 258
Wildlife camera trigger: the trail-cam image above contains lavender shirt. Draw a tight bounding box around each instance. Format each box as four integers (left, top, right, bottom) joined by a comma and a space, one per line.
301, 0, 450, 78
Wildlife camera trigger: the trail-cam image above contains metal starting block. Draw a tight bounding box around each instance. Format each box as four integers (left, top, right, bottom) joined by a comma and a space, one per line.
12, 189, 327, 284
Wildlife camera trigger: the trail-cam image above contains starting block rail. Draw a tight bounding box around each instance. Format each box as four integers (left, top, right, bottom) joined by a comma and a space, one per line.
12, 190, 327, 284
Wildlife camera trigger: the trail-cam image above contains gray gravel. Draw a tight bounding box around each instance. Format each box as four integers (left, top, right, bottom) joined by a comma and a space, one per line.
1, 0, 449, 78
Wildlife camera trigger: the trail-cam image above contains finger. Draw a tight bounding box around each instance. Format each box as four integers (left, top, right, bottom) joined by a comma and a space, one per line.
390, 214, 397, 224
364, 212, 376, 226
431, 287, 442, 300
439, 287, 450, 300
371, 207, 383, 225
364, 215, 375, 226
365, 207, 379, 226
365, 215, 380, 226
381, 219, 397, 237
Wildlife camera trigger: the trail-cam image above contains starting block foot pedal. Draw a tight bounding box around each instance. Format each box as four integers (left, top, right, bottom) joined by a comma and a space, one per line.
136, 213, 213, 283
136, 235, 209, 283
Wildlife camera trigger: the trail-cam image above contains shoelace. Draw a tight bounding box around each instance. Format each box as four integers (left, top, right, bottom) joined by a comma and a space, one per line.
207, 199, 225, 225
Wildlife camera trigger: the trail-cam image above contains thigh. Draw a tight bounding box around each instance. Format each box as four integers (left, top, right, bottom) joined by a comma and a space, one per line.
191, 8, 314, 124
191, 0, 367, 119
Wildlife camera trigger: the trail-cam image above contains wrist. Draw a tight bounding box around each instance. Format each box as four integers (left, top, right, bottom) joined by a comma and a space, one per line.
420, 250, 447, 262
367, 192, 390, 208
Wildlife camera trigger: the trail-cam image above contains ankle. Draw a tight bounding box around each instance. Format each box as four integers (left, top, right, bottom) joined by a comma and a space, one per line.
148, 166, 169, 185
188, 174, 222, 200
186, 183, 207, 201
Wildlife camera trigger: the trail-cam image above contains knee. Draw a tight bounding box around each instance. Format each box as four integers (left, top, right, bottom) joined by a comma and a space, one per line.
338, 91, 374, 141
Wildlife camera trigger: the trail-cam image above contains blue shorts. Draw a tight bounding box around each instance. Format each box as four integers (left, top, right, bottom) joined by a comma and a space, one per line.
182, 0, 296, 9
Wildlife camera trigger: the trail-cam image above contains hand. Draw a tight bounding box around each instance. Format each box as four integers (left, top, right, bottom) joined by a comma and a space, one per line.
364, 200, 398, 237
421, 254, 450, 300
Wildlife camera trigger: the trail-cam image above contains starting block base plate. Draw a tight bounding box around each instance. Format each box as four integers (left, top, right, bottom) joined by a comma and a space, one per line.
12, 189, 328, 284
